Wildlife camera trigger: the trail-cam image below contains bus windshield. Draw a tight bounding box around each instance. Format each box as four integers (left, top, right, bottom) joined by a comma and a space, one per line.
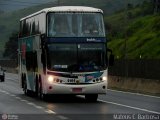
47, 43, 106, 72
47, 12, 105, 37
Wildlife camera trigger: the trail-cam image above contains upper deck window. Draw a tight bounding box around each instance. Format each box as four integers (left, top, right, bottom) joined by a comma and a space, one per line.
47, 12, 105, 37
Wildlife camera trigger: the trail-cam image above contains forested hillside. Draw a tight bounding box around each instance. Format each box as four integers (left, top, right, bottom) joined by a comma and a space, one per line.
0, 0, 144, 52
106, 1, 160, 59
1, 0, 158, 59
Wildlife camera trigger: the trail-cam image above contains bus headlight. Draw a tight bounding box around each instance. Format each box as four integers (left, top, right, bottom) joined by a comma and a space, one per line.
102, 76, 107, 81
48, 76, 54, 83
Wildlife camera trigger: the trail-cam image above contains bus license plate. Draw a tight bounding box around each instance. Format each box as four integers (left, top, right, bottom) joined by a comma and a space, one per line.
72, 88, 82, 93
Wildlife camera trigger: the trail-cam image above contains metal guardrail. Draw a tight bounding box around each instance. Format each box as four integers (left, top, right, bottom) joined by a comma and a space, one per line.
109, 59, 160, 80
0, 59, 17, 68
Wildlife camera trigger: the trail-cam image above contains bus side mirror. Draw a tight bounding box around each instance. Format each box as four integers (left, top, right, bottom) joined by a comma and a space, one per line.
40, 34, 46, 49
109, 54, 114, 66
41, 53, 46, 65
40, 34, 46, 41
107, 48, 114, 66
41, 53, 46, 73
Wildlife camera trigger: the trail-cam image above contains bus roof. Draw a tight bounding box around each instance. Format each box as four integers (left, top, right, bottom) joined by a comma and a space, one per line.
20, 6, 103, 21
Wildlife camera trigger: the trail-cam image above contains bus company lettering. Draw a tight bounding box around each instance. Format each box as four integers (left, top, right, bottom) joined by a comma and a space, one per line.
86, 38, 101, 42
87, 76, 94, 80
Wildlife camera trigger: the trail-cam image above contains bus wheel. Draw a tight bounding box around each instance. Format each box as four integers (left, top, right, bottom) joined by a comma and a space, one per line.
1, 76, 4, 82
35, 76, 39, 97
24, 81, 28, 95
38, 77, 42, 99
41, 93, 48, 101
23, 75, 29, 95
85, 94, 98, 102
21, 74, 24, 88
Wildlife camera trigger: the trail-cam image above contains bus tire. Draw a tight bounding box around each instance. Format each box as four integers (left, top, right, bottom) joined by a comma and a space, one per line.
38, 76, 43, 99
41, 93, 48, 101
21, 74, 24, 88
37, 76, 48, 101
0, 76, 4, 82
23, 74, 29, 96
35, 75, 39, 97
24, 80, 28, 95
85, 94, 98, 102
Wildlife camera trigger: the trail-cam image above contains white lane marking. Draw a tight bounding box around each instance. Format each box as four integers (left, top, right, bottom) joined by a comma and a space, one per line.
0, 90, 8, 93
10, 94, 16, 97
0, 89, 54, 115
6, 92, 11, 95
0, 90, 5, 93
34, 105, 44, 109
45, 110, 56, 114
27, 102, 36, 106
15, 97, 21, 99
108, 89, 160, 99
98, 99, 160, 114
20, 99, 28, 102
4, 91, 10, 94
57, 115, 68, 120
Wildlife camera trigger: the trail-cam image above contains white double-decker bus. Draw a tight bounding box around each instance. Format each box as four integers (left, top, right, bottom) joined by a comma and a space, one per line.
18, 6, 114, 101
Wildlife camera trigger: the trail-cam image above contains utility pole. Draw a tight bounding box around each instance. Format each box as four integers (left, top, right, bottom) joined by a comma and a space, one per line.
154, 0, 160, 14
57, 0, 60, 6
124, 3, 130, 79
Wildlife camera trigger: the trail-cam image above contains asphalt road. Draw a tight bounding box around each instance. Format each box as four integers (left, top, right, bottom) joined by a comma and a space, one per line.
0, 73, 159, 120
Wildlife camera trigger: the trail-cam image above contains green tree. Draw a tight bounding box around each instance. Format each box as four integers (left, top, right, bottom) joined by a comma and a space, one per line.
0, 10, 4, 15
3, 32, 18, 59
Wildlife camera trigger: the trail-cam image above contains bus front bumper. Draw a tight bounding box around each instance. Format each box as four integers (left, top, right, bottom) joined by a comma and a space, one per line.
45, 82, 107, 95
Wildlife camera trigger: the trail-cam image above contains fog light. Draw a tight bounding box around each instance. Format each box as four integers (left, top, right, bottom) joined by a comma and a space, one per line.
102, 76, 107, 81
96, 78, 99, 82
54, 78, 57, 82
56, 79, 60, 83
49, 86, 52, 89
48, 76, 54, 83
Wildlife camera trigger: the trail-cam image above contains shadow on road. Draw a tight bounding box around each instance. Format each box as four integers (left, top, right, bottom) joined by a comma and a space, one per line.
18, 92, 101, 104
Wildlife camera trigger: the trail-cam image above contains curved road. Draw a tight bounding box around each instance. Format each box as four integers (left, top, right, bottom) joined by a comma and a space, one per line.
0, 73, 159, 120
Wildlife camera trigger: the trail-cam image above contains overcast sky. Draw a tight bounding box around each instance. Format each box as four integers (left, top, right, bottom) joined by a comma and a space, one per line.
0, 0, 57, 12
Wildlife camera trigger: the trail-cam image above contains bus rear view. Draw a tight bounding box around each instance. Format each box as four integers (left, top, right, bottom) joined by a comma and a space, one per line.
18, 6, 114, 102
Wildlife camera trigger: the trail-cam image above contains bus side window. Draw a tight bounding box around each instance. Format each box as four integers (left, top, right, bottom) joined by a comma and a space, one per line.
26, 51, 38, 72
33, 52, 38, 72
26, 52, 32, 71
